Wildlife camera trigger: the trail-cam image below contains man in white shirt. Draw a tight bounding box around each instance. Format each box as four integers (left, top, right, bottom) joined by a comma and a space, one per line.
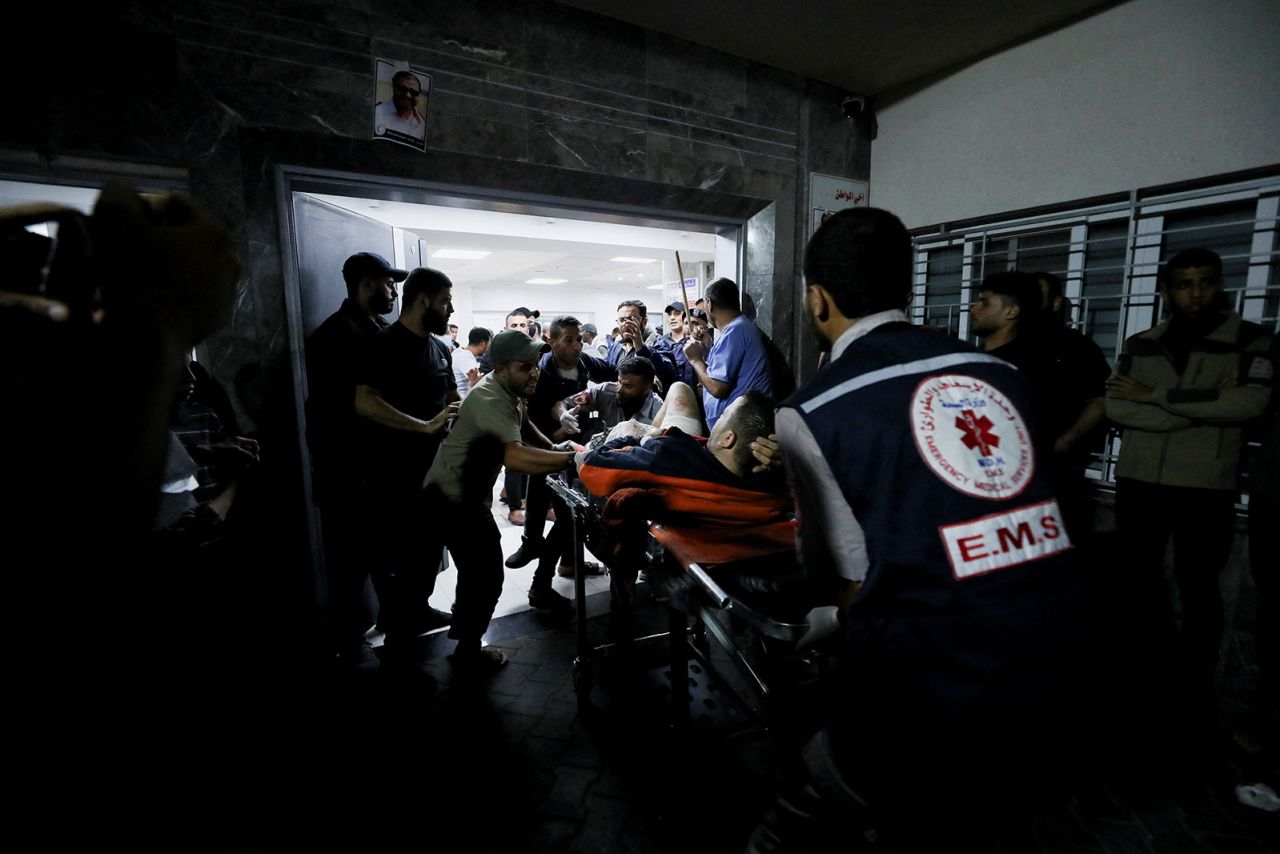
373, 71, 427, 143
452, 326, 491, 397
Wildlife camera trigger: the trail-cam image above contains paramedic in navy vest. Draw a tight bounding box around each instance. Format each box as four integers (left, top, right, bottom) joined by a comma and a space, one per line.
750, 208, 1091, 852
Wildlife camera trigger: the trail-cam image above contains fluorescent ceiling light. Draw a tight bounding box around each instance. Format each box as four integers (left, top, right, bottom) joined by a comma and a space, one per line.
526, 278, 567, 285
645, 284, 665, 290
611, 256, 657, 264
432, 249, 491, 260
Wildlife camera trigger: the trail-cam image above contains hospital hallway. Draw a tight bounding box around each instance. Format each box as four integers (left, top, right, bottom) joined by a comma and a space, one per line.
111, 539, 1278, 854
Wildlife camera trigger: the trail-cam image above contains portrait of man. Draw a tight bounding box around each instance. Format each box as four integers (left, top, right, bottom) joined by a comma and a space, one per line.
372, 60, 431, 151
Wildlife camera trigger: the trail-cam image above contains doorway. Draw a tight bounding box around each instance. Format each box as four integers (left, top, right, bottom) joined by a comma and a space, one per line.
281, 171, 744, 629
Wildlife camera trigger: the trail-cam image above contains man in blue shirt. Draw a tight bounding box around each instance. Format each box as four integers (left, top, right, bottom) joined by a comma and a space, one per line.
683, 277, 773, 429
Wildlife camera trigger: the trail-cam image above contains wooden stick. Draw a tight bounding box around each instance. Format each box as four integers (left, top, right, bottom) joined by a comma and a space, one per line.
674, 251, 691, 323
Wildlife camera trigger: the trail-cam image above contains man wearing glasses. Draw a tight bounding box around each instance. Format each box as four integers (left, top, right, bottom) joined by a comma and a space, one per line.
606, 299, 679, 395
374, 70, 427, 143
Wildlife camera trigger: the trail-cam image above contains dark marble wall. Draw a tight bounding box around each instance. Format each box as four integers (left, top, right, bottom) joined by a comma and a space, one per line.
8, 0, 869, 616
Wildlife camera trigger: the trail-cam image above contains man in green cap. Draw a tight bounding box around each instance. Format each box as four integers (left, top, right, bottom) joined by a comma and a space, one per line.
423, 329, 579, 675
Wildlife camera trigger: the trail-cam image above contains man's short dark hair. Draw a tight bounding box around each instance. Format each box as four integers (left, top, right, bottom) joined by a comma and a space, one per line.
392, 70, 421, 89
549, 315, 581, 339
402, 267, 451, 306
803, 207, 913, 318
724, 389, 776, 474
507, 306, 538, 320
979, 271, 1041, 320
705, 278, 741, 312
617, 299, 647, 316
618, 356, 655, 384
468, 327, 492, 346
529, 320, 542, 338
1162, 248, 1223, 284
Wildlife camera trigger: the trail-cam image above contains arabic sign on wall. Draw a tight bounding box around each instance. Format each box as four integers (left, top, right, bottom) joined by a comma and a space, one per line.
810, 172, 869, 237
661, 278, 701, 310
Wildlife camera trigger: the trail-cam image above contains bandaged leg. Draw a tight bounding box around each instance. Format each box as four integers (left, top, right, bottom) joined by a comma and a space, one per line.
650, 381, 704, 437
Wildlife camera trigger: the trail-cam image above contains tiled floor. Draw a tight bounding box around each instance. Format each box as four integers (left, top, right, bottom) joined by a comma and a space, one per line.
242, 591, 1280, 854
146, 488, 1280, 852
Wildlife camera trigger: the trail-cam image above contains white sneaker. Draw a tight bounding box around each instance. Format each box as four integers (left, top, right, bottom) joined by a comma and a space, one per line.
1235, 782, 1280, 813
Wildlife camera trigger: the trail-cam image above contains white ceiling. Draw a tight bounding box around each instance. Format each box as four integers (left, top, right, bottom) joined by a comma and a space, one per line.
306, 193, 716, 293
0, 180, 98, 213
555, 0, 1118, 97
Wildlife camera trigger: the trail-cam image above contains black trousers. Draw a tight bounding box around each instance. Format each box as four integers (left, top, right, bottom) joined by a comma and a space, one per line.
320, 499, 377, 652
422, 487, 505, 649
503, 468, 527, 510
522, 473, 552, 542
1114, 477, 1237, 723
370, 488, 444, 647
1248, 487, 1280, 724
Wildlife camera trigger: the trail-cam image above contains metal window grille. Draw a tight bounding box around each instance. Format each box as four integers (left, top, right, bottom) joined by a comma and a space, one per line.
910, 171, 1280, 495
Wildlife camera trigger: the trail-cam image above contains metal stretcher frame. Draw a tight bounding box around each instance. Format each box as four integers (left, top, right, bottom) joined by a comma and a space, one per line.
545, 474, 812, 726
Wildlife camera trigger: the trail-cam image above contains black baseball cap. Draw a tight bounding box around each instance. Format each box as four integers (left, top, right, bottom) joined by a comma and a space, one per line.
665, 301, 687, 313
342, 252, 407, 282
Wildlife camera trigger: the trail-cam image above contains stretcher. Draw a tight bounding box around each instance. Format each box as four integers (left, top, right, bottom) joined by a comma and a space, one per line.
545, 473, 829, 732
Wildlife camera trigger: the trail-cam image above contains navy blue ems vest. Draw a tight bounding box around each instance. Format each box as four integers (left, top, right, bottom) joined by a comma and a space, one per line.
785, 323, 1086, 757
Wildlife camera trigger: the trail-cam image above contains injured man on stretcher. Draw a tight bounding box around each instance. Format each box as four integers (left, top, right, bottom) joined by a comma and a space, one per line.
572, 386, 793, 600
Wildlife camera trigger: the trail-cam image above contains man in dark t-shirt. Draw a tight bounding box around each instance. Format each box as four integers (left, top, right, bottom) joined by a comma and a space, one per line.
971, 271, 1111, 541
354, 267, 460, 664
305, 251, 404, 672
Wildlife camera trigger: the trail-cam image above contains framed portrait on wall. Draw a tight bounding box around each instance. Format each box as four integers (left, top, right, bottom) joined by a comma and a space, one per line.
372, 59, 431, 152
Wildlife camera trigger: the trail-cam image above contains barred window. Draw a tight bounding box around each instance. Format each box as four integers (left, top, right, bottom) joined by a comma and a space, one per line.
910, 170, 1280, 493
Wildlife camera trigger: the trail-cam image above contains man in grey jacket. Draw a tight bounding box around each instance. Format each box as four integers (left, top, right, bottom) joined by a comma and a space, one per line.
1106, 247, 1273, 736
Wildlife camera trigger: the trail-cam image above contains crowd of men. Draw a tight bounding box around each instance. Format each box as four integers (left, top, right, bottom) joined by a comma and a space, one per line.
302, 210, 1276, 845
305, 256, 783, 676
4, 182, 1275, 847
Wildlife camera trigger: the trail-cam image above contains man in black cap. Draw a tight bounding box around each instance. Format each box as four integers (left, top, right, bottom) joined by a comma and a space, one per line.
424, 329, 579, 675
663, 301, 695, 386
305, 251, 406, 673
581, 322, 607, 360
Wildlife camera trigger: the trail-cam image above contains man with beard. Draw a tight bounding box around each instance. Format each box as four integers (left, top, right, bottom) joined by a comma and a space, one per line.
354, 267, 460, 670
1106, 248, 1273, 741
423, 330, 579, 675
305, 251, 406, 673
